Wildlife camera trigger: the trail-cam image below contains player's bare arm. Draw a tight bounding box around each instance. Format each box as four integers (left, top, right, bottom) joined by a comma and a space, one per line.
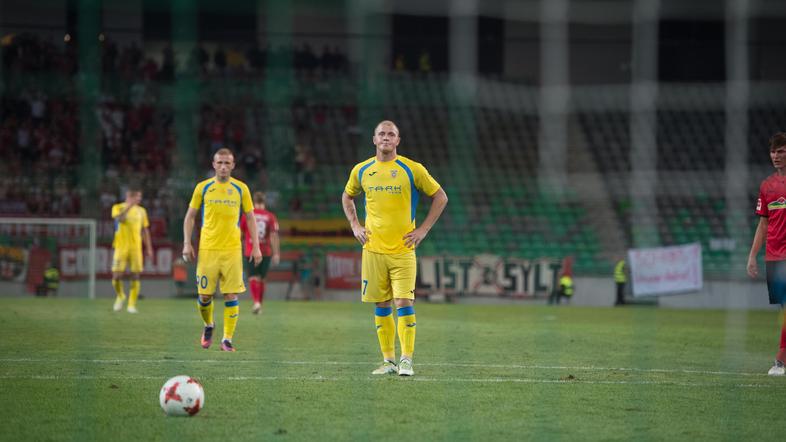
404, 188, 448, 248
182, 207, 198, 262
271, 230, 281, 266
342, 191, 367, 245
245, 210, 263, 266
748, 216, 768, 278
143, 227, 154, 258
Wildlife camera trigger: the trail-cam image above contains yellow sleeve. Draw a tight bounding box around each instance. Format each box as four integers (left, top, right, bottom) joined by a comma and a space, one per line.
189, 183, 203, 210
344, 163, 362, 197
111, 203, 123, 218
142, 207, 150, 228
241, 182, 253, 213
412, 162, 441, 196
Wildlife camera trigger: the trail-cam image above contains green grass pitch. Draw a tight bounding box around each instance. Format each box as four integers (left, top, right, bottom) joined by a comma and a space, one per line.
1, 297, 784, 441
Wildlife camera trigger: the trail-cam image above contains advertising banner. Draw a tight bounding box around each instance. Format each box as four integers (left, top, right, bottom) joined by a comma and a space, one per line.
59, 244, 175, 280
325, 252, 561, 298
325, 251, 362, 289
0, 245, 28, 283
628, 243, 703, 297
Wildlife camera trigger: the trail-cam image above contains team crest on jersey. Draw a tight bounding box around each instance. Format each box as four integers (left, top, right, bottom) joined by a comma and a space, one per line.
227, 188, 233, 195
391, 169, 398, 178
768, 197, 786, 210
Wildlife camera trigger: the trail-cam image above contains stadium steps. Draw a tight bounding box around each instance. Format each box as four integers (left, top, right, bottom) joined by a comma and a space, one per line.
565, 115, 628, 262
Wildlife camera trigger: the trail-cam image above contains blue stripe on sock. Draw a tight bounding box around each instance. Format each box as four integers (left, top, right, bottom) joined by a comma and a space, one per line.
225, 300, 239, 307
198, 298, 212, 307
397, 306, 415, 317
375, 307, 393, 317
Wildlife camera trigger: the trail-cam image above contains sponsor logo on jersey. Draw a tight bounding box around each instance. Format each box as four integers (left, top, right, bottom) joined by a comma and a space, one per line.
206, 199, 239, 207
366, 185, 402, 195
768, 197, 786, 210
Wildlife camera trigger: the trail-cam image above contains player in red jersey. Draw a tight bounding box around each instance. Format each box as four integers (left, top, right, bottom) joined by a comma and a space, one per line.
748, 132, 786, 376
241, 192, 280, 314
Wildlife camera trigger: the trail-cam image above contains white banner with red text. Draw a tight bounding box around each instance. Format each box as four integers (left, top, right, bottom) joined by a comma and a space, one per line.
628, 243, 703, 297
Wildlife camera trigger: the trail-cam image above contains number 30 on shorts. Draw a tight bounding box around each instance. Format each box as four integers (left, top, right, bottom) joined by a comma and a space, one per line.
196, 275, 208, 289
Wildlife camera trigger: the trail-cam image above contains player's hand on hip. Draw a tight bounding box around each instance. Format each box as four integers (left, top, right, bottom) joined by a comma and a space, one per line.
746, 257, 758, 278
182, 243, 195, 263
351, 224, 368, 245
403, 228, 427, 248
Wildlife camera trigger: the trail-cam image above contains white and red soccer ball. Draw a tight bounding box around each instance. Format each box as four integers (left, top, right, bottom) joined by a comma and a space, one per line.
159, 375, 204, 416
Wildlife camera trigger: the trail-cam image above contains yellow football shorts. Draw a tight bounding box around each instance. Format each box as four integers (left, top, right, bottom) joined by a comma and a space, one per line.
111, 247, 143, 273
196, 249, 246, 296
361, 249, 416, 303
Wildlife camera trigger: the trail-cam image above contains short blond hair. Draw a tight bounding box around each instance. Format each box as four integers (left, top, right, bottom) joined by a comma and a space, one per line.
374, 120, 399, 135
214, 147, 234, 159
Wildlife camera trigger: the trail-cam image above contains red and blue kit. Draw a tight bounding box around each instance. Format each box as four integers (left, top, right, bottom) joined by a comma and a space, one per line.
756, 174, 786, 261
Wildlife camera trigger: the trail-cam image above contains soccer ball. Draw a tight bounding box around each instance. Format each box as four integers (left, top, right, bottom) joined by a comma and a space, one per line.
159, 375, 204, 416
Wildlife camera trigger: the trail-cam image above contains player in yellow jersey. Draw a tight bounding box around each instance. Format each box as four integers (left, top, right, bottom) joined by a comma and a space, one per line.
342, 120, 448, 376
111, 187, 154, 313
183, 148, 262, 352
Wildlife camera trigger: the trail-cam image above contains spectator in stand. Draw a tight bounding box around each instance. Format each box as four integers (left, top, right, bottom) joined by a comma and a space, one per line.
226, 47, 247, 73
294, 144, 316, 187
419, 49, 432, 73
192, 45, 209, 73
394, 54, 406, 72
213, 47, 227, 72
209, 117, 226, 154
228, 119, 245, 151
245, 45, 259, 72
160, 45, 175, 81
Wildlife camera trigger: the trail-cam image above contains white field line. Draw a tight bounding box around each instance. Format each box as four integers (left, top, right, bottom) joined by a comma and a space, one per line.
0, 373, 779, 389
0, 358, 768, 377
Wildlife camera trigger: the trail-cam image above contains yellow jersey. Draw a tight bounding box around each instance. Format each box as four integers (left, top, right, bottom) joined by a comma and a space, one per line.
111, 203, 149, 251
189, 177, 253, 251
345, 155, 441, 254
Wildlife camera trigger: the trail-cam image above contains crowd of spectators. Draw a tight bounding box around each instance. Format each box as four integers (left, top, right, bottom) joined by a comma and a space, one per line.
1, 33, 358, 234
195, 43, 349, 75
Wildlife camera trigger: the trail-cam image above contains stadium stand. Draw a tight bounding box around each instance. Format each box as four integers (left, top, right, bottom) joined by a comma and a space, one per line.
3, 33, 782, 277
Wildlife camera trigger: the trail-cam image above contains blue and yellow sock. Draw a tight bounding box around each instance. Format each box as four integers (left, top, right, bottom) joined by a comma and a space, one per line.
112, 279, 126, 302
128, 280, 140, 309
223, 299, 239, 341
375, 307, 396, 361
197, 297, 214, 326
397, 306, 416, 359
